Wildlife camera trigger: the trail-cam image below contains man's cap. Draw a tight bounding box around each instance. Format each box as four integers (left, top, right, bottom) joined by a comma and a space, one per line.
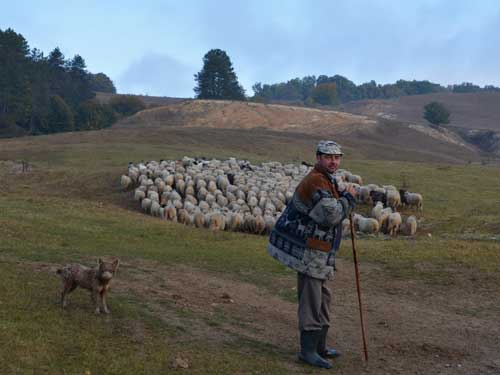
316, 140, 343, 155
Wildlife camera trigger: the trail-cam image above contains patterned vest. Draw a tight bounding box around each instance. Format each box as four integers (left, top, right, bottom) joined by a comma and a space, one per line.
267, 164, 351, 280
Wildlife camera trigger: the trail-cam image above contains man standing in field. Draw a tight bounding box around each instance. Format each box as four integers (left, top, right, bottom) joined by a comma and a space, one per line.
268, 140, 357, 369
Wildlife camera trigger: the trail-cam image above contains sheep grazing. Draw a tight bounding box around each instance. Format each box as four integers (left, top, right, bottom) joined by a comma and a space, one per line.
177, 209, 191, 226
399, 215, 418, 236
134, 189, 146, 202
228, 212, 243, 231
386, 212, 402, 236
386, 189, 401, 211
353, 214, 379, 234
254, 214, 266, 235
242, 213, 256, 233
400, 189, 423, 211
141, 198, 152, 213
371, 201, 384, 221
150, 201, 161, 217
123, 157, 424, 239
120, 175, 133, 190
193, 211, 205, 228
378, 207, 393, 231
209, 212, 226, 231
165, 205, 177, 221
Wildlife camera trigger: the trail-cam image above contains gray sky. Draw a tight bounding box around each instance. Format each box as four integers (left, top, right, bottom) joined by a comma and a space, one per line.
3, 0, 500, 97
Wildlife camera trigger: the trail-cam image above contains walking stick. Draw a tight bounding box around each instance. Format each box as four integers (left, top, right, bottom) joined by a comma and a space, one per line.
349, 212, 369, 362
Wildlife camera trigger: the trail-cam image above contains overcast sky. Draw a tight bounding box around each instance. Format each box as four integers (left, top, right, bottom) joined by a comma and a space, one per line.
3, 0, 500, 97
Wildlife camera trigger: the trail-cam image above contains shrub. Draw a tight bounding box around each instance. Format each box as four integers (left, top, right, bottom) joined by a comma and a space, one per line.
109, 95, 146, 117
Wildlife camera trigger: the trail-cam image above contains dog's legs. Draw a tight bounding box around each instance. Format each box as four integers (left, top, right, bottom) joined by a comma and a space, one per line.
101, 290, 110, 314
60, 279, 77, 308
91, 289, 101, 314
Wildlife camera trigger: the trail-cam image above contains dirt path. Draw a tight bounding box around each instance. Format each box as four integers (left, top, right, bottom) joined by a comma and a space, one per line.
30, 258, 500, 374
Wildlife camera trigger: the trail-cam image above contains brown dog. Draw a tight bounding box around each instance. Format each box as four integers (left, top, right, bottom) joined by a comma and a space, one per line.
56, 258, 119, 314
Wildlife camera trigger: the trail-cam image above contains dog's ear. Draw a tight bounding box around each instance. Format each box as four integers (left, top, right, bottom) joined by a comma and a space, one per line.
112, 259, 119, 271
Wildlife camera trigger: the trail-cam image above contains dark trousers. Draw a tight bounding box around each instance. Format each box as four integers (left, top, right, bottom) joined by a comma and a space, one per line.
297, 273, 331, 331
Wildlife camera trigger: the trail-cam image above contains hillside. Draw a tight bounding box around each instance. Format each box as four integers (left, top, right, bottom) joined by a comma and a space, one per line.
114, 99, 480, 164
339, 92, 500, 131
340, 92, 500, 157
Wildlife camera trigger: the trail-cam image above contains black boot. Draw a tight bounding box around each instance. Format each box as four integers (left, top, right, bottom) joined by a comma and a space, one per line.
298, 330, 333, 369
318, 326, 341, 359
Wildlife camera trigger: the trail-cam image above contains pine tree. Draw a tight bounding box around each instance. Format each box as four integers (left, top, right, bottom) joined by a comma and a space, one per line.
0, 28, 32, 131
194, 49, 245, 100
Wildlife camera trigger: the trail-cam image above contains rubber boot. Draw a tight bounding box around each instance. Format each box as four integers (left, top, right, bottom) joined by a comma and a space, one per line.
298, 330, 333, 369
318, 326, 340, 359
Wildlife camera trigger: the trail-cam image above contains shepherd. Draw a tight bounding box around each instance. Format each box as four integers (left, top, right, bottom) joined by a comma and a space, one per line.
267, 140, 357, 369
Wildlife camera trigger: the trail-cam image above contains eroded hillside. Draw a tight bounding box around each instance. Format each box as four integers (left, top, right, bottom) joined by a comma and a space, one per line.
114, 99, 480, 163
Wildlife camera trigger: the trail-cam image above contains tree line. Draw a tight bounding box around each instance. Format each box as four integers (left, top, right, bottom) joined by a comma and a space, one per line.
0, 28, 145, 138
251, 75, 500, 106
194, 49, 499, 107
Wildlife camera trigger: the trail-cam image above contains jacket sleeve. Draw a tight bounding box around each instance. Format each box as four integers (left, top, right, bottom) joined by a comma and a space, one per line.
308, 191, 356, 228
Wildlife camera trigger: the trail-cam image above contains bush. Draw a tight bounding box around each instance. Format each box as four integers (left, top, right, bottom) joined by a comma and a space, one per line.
75, 99, 117, 131
47, 95, 75, 133
109, 95, 146, 117
423, 101, 450, 127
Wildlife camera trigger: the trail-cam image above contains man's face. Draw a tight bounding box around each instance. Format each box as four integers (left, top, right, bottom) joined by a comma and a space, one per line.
316, 153, 342, 174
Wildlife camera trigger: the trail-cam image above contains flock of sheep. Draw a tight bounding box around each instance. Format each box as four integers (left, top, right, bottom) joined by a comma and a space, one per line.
120, 157, 423, 237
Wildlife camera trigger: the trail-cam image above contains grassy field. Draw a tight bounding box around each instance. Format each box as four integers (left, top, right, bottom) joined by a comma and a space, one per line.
1, 126, 499, 374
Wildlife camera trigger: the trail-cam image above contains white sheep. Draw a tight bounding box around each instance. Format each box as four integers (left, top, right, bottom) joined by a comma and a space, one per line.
254, 215, 266, 235
399, 215, 417, 236
209, 212, 226, 231
386, 212, 402, 236
134, 189, 146, 202
371, 201, 384, 220
165, 205, 177, 221
378, 207, 393, 230
386, 190, 401, 210
150, 201, 161, 217
120, 175, 133, 190
353, 214, 379, 234
141, 198, 152, 213
177, 209, 191, 225
193, 211, 205, 228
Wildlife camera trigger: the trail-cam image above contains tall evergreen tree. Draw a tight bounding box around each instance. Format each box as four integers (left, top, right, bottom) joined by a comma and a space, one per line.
194, 49, 245, 100
64, 54, 94, 108
0, 28, 32, 131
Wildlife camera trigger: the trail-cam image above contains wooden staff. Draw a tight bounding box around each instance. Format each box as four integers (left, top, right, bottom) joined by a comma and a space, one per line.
349, 212, 369, 362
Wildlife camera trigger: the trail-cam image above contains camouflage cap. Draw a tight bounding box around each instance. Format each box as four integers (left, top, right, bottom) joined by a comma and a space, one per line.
316, 140, 343, 155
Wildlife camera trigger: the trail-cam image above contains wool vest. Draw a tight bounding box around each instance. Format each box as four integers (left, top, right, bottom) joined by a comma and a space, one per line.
267, 164, 355, 280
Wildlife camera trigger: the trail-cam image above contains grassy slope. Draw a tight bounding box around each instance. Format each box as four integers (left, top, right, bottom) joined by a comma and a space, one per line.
1, 127, 499, 374
339, 92, 500, 131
